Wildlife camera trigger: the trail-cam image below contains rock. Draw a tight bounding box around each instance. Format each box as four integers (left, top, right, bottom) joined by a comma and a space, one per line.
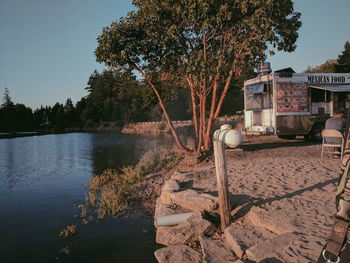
245, 232, 298, 262
171, 171, 194, 182
154, 245, 202, 263
155, 197, 177, 217
155, 197, 192, 218
247, 206, 295, 235
156, 211, 216, 246
160, 179, 180, 204
199, 235, 236, 263
170, 189, 218, 212
224, 219, 276, 259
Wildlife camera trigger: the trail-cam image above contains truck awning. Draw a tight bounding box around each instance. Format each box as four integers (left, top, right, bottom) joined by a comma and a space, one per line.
310, 85, 350, 92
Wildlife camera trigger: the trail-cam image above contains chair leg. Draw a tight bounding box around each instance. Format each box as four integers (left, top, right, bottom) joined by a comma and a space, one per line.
341, 146, 344, 160
321, 145, 324, 159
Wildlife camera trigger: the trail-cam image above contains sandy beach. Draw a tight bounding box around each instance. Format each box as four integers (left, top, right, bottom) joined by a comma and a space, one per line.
182, 136, 340, 262
152, 136, 343, 263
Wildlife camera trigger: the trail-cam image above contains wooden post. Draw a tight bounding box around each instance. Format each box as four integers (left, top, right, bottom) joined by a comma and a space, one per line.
213, 137, 231, 231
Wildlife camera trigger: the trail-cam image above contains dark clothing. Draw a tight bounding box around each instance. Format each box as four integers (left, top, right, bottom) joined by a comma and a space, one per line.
325, 117, 346, 144
325, 117, 346, 132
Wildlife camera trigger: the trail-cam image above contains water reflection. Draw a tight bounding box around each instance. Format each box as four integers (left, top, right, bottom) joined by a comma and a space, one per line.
0, 132, 177, 263
1, 139, 15, 190
90, 133, 174, 174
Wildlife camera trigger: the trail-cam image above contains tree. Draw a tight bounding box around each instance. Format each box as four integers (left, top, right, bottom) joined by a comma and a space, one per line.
337, 41, 350, 73
1, 87, 13, 109
95, 0, 301, 153
303, 41, 350, 73
0, 88, 36, 131
304, 60, 337, 73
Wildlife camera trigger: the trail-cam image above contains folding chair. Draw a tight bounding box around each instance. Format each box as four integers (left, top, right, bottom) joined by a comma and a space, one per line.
321, 129, 344, 159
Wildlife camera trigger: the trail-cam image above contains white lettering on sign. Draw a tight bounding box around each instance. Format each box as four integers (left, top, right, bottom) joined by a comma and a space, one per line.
307, 75, 346, 84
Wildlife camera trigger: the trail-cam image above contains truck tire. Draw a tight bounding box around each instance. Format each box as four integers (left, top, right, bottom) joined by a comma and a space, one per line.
310, 125, 324, 142
277, 135, 297, 140
303, 134, 311, 141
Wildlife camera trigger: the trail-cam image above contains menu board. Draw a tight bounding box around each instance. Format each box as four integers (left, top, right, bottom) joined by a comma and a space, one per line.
277, 82, 308, 113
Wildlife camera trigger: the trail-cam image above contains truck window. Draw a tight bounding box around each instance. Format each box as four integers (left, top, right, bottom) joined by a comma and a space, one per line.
245, 81, 272, 111
310, 88, 331, 103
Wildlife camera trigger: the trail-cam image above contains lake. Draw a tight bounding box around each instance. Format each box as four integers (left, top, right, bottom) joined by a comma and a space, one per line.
0, 133, 175, 262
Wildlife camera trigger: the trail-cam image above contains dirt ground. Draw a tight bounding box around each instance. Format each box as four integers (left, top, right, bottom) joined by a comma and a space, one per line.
132, 135, 342, 262
182, 136, 340, 262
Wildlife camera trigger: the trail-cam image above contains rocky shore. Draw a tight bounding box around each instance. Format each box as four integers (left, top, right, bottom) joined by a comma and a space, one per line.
153, 136, 340, 263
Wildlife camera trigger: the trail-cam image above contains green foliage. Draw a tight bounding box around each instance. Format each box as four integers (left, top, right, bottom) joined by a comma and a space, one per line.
0, 88, 36, 132
304, 41, 350, 73
81, 69, 191, 125
1, 87, 13, 108
95, 0, 301, 151
337, 41, 350, 73
96, 0, 301, 76
84, 119, 95, 129
304, 60, 337, 73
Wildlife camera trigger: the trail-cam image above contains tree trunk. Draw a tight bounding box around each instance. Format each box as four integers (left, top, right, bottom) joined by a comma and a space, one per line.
187, 77, 199, 149
214, 69, 235, 119
133, 65, 193, 153
148, 81, 191, 153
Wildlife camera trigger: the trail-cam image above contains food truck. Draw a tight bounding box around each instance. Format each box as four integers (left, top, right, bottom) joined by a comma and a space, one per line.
243, 63, 350, 140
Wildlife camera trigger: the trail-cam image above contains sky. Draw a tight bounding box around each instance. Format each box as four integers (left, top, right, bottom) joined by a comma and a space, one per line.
0, 0, 350, 110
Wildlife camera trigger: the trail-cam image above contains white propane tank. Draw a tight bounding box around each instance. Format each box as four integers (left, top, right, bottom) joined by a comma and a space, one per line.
213, 124, 242, 148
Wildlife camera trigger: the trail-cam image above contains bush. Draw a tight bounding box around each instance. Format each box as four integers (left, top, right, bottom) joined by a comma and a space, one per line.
82, 146, 183, 219
135, 146, 183, 176
86, 169, 135, 218
84, 119, 95, 129
158, 120, 167, 131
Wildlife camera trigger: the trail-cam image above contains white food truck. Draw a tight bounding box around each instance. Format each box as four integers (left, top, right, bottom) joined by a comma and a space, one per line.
244, 63, 350, 140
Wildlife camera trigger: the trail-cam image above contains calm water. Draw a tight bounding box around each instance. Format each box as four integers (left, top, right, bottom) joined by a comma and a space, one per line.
0, 133, 174, 263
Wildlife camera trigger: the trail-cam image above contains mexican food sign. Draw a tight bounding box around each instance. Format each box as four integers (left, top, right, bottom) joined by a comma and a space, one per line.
277, 82, 308, 113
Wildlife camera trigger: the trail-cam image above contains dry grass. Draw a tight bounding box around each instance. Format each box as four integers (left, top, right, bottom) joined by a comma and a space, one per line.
81, 146, 183, 220
58, 225, 77, 238
135, 146, 183, 175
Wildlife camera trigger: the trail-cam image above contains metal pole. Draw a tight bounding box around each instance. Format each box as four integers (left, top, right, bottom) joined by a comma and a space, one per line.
213, 135, 231, 231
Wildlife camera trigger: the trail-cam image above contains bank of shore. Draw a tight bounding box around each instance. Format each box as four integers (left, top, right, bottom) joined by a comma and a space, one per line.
151, 136, 340, 263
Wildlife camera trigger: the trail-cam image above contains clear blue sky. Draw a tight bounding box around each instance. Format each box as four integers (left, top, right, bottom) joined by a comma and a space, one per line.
0, 0, 350, 110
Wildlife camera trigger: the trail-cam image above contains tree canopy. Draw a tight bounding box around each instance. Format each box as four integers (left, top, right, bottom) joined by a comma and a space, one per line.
337, 41, 350, 73
0, 88, 35, 132
96, 0, 301, 153
304, 60, 337, 73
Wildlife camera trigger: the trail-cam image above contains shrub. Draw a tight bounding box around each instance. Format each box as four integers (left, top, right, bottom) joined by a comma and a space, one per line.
82, 146, 183, 220
158, 121, 167, 131
84, 119, 95, 129
135, 146, 183, 176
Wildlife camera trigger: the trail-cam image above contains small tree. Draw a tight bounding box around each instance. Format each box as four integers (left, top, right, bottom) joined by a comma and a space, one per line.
1, 87, 13, 109
337, 41, 350, 73
96, 0, 301, 154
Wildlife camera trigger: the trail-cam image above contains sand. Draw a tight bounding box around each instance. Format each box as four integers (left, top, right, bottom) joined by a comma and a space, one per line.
178, 136, 341, 262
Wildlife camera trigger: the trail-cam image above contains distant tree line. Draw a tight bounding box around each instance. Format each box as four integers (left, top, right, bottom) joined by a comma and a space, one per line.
0, 69, 191, 132
0, 87, 36, 132
304, 41, 350, 73
1, 67, 246, 133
